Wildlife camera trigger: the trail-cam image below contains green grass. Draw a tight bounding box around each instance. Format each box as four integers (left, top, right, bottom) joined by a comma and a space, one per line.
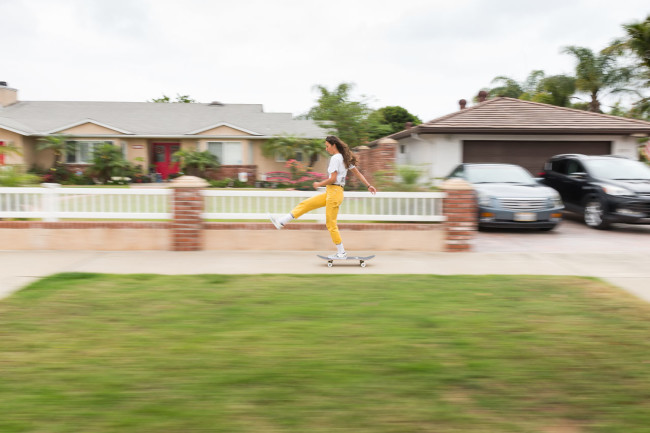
1, 274, 650, 432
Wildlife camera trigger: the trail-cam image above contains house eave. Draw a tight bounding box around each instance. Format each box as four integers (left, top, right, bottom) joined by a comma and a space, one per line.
27, 134, 315, 140
390, 126, 650, 139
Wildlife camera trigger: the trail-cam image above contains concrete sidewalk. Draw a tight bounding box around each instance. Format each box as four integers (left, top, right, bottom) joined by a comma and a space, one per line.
2, 250, 649, 303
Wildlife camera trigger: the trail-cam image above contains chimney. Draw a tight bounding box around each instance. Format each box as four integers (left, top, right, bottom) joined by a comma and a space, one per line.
477, 91, 488, 103
0, 82, 18, 107
459, 99, 467, 109
404, 121, 413, 129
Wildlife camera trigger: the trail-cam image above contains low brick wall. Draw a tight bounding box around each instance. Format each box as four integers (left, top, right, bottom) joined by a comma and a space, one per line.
0, 177, 476, 252
204, 222, 444, 251
207, 165, 257, 183
0, 222, 170, 250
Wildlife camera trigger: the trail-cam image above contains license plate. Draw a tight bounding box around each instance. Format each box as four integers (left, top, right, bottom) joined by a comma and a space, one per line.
514, 212, 537, 222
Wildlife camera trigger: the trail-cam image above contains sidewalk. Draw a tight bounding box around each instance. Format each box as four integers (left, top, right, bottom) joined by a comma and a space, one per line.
2, 250, 649, 303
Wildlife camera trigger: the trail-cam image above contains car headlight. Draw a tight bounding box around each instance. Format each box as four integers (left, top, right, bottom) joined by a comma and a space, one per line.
476, 191, 492, 206
550, 192, 563, 207
600, 184, 634, 196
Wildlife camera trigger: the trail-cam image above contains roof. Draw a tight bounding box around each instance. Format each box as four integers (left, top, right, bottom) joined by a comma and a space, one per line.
0, 101, 327, 138
389, 97, 650, 139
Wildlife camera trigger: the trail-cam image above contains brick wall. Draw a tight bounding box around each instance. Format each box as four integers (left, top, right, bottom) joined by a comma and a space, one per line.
0, 176, 477, 252
353, 138, 397, 187
206, 165, 257, 184
441, 178, 477, 252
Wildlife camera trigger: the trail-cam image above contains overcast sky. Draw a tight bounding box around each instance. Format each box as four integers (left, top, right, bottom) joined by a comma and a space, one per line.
2, 0, 649, 122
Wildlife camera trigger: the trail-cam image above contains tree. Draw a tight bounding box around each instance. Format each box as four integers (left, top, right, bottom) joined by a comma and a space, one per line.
0, 141, 22, 159
486, 70, 576, 107
149, 94, 196, 103
172, 150, 220, 177
562, 45, 633, 113
262, 135, 325, 168
530, 74, 576, 107
37, 135, 74, 165
89, 143, 131, 183
305, 83, 373, 146
367, 106, 422, 140
605, 15, 650, 118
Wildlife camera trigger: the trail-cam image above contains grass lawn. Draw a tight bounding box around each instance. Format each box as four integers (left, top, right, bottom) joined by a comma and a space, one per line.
1, 274, 649, 433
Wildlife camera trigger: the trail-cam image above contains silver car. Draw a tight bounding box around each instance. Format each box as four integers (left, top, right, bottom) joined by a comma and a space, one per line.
448, 163, 564, 230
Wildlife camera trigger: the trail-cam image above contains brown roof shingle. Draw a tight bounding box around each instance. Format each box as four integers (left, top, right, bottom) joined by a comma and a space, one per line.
390, 97, 650, 139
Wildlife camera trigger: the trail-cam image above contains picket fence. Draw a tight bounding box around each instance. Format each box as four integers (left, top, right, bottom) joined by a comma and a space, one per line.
0, 185, 446, 223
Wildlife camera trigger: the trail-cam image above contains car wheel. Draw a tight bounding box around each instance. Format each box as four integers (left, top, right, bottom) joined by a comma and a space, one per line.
583, 198, 610, 230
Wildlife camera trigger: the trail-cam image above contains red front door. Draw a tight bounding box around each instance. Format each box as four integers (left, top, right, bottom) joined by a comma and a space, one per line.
0, 142, 5, 165
153, 143, 180, 179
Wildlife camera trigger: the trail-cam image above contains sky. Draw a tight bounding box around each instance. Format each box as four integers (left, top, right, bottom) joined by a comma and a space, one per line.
2, 0, 649, 122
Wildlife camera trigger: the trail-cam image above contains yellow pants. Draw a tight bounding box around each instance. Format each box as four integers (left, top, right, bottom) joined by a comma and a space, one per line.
291, 185, 344, 245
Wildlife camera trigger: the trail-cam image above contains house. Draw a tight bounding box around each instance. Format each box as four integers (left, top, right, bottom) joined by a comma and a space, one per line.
0, 82, 328, 180
382, 96, 650, 180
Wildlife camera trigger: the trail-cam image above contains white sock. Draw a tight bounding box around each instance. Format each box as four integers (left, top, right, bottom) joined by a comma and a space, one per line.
336, 243, 345, 254
279, 213, 294, 226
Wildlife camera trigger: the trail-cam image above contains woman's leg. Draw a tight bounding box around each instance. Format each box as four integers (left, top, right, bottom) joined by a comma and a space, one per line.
325, 186, 344, 245
291, 192, 326, 219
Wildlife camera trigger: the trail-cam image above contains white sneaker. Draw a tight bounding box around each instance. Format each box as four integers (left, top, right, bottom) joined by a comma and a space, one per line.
269, 214, 284, 230
327, 252, 347, 259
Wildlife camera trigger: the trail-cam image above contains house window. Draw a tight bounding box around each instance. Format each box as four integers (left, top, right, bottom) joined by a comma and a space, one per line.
207, 141, 243, 165
276, 151, 304, 163
66, 140, 112, 164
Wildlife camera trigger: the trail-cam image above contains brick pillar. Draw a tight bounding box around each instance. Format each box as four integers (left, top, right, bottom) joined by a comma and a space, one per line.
354, 138, 397, 187
169, 176, 209, 251
441, 178, 476, 252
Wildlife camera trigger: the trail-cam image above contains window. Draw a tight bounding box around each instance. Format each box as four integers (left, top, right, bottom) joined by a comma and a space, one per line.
66, 141, 112, 164
276, 151, 304, 162
207, 141, 242, 165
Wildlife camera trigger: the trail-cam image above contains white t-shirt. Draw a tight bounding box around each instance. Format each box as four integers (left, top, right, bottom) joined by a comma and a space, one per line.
328, 153, 354, 186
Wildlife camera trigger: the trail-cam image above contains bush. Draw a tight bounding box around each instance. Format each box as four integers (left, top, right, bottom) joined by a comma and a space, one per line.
173, 150, 220, 177
0, 165, 42, 187
208, 178, 252, 188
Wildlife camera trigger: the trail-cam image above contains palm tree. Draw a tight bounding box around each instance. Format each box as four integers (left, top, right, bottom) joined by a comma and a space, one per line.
533, 75, 576, 107
606, 15, 650, 71
487, 76, 525, 99
37, 135, 74, 165
487, 70, 575, 108
172, 150, 220, 177
605, 15, 650, 118
262, 136, 325, 169
0, 141, 22, 160
562, 46, 633, 113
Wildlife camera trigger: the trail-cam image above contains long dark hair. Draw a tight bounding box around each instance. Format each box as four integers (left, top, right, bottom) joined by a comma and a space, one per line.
326, 135, 358, 168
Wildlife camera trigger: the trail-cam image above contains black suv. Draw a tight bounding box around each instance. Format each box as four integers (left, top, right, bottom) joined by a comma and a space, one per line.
540, 154, 650, 229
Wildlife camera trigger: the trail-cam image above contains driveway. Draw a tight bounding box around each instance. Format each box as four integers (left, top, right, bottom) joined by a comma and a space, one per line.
475, 213, 650, 253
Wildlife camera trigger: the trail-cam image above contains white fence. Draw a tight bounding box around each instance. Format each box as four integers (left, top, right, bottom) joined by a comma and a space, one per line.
202, 190, 446, 222
0, 186, 446, 223
0, 185, 172, 221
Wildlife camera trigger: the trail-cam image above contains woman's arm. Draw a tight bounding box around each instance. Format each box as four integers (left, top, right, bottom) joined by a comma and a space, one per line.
313, 171, 337, 189
350, 167, 377, 195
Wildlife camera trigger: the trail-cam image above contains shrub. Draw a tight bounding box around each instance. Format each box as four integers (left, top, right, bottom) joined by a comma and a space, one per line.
173, 150, 220, 177
0, 165, 41, 187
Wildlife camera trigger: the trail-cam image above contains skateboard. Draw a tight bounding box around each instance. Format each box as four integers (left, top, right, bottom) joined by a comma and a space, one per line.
317, 254, 376, 268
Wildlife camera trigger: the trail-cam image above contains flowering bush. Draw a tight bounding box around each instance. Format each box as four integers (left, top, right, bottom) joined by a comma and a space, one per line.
265, 163, 326, 189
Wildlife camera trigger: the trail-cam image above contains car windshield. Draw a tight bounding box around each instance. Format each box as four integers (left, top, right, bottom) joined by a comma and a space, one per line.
584, 158, 650, 180
465, 165, 535, 184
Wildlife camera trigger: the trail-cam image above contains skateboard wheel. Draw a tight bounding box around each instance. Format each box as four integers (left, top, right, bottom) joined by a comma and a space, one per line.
327, 261, 333, 267
360, 261, 366, 267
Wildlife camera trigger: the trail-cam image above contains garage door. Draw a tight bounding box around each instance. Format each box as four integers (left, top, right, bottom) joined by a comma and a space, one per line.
463, 141, 611, 175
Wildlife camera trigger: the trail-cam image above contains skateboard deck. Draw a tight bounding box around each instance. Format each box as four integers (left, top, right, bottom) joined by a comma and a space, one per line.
317, 254, 376, 267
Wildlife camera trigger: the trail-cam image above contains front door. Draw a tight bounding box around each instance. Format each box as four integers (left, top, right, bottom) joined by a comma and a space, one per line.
152, 143, 180, 179
0, 141, 5, 165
